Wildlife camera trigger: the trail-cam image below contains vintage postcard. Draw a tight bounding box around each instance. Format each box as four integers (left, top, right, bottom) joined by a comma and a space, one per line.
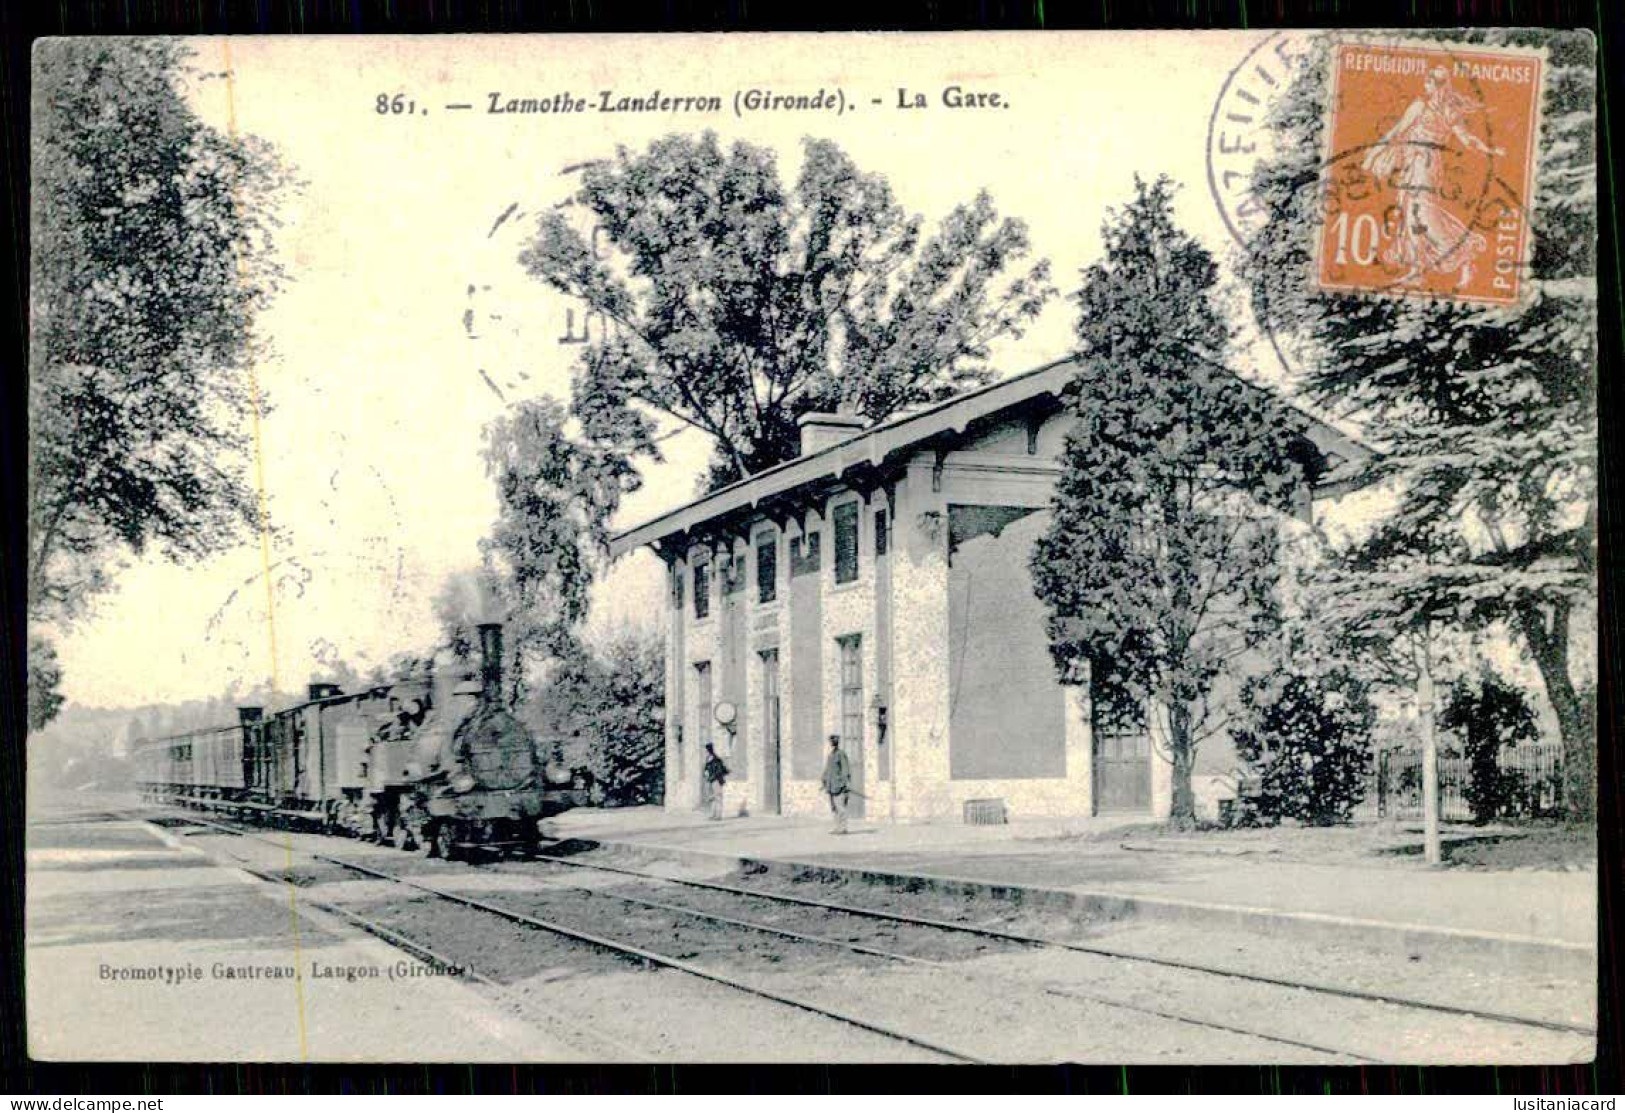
27, 30, 1597, 1063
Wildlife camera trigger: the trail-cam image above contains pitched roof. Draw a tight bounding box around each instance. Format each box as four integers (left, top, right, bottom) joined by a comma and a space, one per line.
610, 356, 1367, 558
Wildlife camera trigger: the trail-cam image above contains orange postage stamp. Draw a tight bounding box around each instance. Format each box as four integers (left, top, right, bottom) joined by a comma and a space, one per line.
1317, 41, 1543, 306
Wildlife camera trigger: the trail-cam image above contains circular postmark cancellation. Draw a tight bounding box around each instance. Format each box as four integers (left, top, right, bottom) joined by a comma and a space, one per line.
1208, 31, 1546, 309
464, 160, 616, 406
1206, 31, 1318, 251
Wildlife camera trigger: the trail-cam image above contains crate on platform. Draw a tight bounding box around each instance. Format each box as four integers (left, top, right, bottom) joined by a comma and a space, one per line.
963, 798, 1008, 825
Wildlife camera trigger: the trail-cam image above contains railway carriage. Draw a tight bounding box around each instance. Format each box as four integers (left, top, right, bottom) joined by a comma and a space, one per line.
135, 726, 241, 806
191, 724, 244, 802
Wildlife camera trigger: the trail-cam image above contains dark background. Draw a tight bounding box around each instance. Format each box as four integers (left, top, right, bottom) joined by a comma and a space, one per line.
2, 0, 1619, 1096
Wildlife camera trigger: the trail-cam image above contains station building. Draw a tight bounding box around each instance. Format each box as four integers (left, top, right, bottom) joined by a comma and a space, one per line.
611, 358, 1364, 823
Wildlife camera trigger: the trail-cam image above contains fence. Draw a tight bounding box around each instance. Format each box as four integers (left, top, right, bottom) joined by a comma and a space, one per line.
1362, 743, 1564, 822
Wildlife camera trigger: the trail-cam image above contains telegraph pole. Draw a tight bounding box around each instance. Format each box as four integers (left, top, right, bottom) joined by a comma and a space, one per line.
1418, 623, 1441, 866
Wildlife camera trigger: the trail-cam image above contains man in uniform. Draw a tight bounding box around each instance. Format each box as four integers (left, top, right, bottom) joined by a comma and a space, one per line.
821, 734, 851, 834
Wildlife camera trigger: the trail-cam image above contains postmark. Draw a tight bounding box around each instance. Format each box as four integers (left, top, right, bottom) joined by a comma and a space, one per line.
1316, 41, 1543, 306
1206, 30, 1317, 251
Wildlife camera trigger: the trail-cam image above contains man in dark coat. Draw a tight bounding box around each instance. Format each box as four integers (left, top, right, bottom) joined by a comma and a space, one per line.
821, 734, 851, 834
702, 742, 729, 820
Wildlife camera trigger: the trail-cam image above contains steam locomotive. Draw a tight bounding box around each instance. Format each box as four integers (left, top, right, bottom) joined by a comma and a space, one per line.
133, 623, 581, 859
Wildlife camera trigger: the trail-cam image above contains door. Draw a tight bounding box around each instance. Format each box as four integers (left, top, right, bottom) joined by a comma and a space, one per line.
838, 636, 866, 819
1093, 691, 1151, 813
694, 662, 713, 807
760, 650, 781, 814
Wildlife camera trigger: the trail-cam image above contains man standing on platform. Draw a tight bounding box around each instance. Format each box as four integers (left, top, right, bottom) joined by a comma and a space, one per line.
702, 742, 729, 821
821, 734, 851, 834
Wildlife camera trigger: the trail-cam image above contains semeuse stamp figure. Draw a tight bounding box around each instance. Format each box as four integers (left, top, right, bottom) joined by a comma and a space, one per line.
1317, 41, 1542, 305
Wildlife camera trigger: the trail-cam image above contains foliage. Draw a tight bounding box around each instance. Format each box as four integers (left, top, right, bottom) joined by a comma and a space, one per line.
30, 39, 290, 627
431, 568, 505, 664
1233, 668, 1376, 826
1030, 175, 1307, 825
534, 630, 665, 806
1440, 672, 1542, 823
28, 636, 66, 733
478, 397, 644, 702
520, 133, 1054, 489
1239, 30, 1597, 820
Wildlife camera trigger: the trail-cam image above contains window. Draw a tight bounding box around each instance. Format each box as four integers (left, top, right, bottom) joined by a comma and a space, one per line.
838, 635, 863, 752
756, 534, 777, 604
875, 509, 889, 557
834, 501, 860, 584
791, 531, 821, 577
718, 553, 740, 597
693, 561, 711, 620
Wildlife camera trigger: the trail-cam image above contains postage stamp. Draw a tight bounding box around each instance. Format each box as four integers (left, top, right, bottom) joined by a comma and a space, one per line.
1316, 41, 1543, 306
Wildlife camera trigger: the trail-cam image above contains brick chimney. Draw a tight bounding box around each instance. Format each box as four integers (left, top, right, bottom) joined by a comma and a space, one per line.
797, 410, 866, 456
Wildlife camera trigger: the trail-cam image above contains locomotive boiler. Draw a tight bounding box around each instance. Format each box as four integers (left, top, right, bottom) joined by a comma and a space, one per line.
388, 623, 576, 859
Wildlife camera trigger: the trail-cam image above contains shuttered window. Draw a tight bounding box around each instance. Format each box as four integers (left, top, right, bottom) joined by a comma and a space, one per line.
791, 531, 821, 577
834, 502, 860, 584
693, 561, 711, 620
756, 535, 777, 604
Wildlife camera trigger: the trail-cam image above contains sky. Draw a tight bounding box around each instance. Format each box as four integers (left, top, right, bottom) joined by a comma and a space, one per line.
50, 31, 1303, 708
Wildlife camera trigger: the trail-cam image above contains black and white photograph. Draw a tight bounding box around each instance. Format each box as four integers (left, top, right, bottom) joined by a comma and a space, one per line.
24, 29, 1600, 1065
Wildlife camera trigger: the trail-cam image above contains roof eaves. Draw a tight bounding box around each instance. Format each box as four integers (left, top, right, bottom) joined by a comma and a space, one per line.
609, 359, 1080, 558
609, 355, 1368, 559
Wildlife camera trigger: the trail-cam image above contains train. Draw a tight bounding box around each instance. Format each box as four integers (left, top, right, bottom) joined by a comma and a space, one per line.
133, 623, 582, 859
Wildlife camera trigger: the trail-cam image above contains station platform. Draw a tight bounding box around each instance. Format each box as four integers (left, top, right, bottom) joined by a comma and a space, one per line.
551, 806, 1598, 958
25, 804, 570, 1061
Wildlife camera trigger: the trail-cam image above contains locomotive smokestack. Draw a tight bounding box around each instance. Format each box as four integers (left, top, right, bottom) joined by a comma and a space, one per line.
477, 623, 504, 706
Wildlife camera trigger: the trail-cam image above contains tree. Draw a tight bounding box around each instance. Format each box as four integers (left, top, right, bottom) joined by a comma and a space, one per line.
588, 630, 667, 805
1233, 667, 1376, 826
519, 133, 1054, 490
1031, 176, 1307, 827
1241, 30, 1597, 820
1441, 672, 1542, 823
28, 636, 66, 733
30, 40, 290, 628
431, 567, 505, 663
478, 397, 643, 703
536, 630, 665, 806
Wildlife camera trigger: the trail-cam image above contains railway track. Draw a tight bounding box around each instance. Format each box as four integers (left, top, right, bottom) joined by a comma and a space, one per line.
500, 855, 1378, 1061
141, 808, 1593, 1062
151, 812, 984, 1063
144, 813, 651, 1060
519, 846, 1597, 1040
